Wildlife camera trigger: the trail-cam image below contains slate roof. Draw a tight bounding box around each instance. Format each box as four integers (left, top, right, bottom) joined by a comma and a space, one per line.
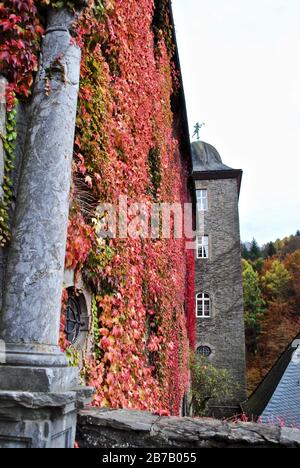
191, 141, 233, 172
191, 141, 243, 196
261, 353, 300, 427
242, 333, 300, 427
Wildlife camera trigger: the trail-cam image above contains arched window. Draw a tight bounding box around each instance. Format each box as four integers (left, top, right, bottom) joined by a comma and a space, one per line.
196, 293, 210, 318
196, 345, 212, 357
64, 287, 90, 346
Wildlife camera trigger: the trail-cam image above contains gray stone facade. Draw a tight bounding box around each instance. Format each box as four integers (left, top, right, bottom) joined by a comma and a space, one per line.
192, 142, 246, 414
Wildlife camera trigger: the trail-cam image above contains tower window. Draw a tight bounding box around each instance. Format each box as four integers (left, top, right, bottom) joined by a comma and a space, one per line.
197, 235, 209, 259
196, 189, 208, 211
197, 346, 212, 357
196, 293, 210, 318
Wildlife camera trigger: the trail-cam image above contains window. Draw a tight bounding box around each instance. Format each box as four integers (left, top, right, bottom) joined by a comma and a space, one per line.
196, 293, 211, 318
196, 189, 208, 211
196, 346, 212, 357
64, 288, 90, 346
197, 235, 209, 259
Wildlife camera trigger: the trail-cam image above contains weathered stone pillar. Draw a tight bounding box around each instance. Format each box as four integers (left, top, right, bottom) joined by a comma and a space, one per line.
0, 8, 80, 372
0, 7, 93, 448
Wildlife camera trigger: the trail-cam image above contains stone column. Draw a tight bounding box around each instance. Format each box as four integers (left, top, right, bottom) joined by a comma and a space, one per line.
0, 8, 80, 374
0, 6, 93, 448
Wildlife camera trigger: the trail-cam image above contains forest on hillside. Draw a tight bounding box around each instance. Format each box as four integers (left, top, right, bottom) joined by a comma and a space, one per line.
242, 232, 300, 394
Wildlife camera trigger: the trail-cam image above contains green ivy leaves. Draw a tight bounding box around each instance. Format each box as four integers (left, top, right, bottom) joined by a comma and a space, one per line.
0, 100, 17, 247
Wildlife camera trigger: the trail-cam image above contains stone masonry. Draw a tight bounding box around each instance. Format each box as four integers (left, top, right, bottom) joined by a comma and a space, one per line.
192, 141, 246, 415
77, 408, 300, 448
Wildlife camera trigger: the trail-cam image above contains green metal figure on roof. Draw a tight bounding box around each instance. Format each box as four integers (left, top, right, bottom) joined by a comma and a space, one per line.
193, 122, 205, 141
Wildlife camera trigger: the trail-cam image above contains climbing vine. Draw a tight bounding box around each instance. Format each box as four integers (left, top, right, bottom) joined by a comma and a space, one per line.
39, 1, 80, 8
2, 0, 195, 416
0, 99, 17, 246
148, 147, 162, 200
0, 0, 44, 242
66, 0, 195, 415
0, 1, 44, 109
152, 0, 175, 57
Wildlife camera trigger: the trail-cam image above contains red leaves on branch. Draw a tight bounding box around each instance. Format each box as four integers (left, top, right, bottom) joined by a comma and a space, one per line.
0, 0, 44, 108
186, 247, 196, 349
65, 212, 94, 270
66, 0, 195, 416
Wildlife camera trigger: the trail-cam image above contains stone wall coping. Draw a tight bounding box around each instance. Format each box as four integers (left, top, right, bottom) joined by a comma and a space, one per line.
78, 408, 300, 448
0, 391, 77, 409
0, 386, 94, 410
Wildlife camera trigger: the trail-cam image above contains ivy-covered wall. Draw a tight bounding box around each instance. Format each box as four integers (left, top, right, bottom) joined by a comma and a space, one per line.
0, 0, 195, 416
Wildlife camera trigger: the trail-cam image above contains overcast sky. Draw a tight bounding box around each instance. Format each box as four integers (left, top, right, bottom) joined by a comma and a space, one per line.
172, 0, 300, 245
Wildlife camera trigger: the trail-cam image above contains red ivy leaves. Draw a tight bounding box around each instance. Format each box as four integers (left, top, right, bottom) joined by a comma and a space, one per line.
0, 0, 44, 108
65, 212, 94, 270
186, 247, 196, 349
2, 0, 196, 416
66, 0, 194, 416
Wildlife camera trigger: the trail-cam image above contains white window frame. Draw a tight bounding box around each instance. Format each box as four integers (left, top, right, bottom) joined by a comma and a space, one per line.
196, 189, 208, 211
196, 293, 211, 318
197, 235, 209, 259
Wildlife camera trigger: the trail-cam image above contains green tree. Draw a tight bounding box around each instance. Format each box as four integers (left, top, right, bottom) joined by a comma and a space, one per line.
241, 242, 250, 260
242, 259, 265, 353
266, 241, 277, 258
248, 238, 261, 261
189, 355, 235, 416
251, 257, 265, 274
261, 260, 291, 302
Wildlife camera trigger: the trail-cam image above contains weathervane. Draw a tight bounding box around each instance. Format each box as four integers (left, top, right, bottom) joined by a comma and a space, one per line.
193, 122, 205, 141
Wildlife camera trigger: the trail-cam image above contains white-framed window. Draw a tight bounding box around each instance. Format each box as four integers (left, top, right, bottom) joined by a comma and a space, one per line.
196, 189, 208, 211
197, 235, 209, 259
196, 293, 211, 318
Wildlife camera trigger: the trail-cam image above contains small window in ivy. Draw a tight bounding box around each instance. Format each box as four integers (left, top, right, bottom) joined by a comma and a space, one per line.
64, 288, 90, 346
197, 346, 212, 358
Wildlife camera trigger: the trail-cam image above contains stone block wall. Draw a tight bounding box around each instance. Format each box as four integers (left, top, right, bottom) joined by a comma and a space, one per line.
77, 408, 300, 448
195, 178, 246, 408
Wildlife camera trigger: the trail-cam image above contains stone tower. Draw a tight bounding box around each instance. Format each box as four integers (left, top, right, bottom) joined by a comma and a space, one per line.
191, 140, 246, 416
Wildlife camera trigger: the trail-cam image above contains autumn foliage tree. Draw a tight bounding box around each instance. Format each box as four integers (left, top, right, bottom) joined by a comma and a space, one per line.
242, 232, 300, 394
242, 259, 265, 354
189, 355, 235, 417
284, 250, 300, 311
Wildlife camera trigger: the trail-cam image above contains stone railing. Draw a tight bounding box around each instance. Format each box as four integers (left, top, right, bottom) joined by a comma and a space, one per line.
77, 408, 300, 448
